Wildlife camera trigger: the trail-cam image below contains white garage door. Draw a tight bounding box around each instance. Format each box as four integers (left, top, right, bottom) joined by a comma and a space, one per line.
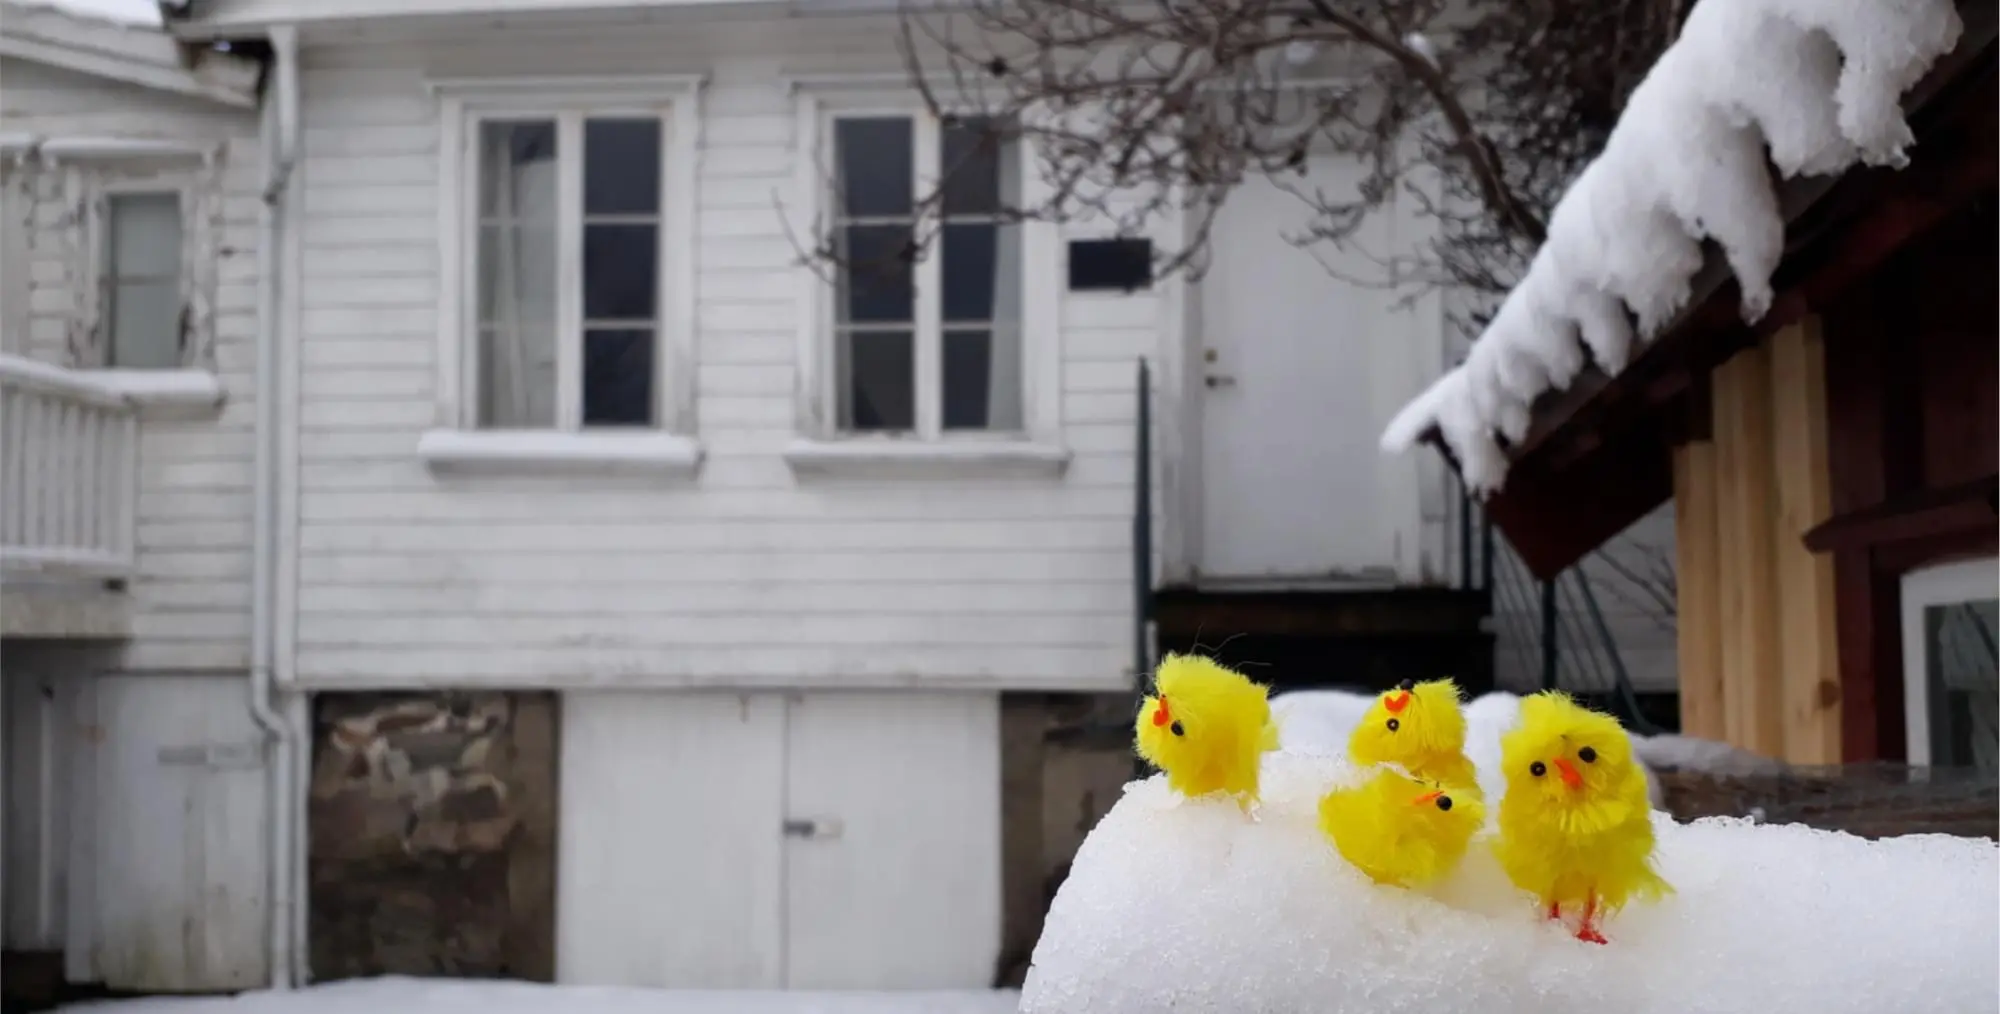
556, 689, 1000, 990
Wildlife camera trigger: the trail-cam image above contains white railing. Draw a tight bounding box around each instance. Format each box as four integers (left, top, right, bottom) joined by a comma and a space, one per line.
0, 353, 138, 579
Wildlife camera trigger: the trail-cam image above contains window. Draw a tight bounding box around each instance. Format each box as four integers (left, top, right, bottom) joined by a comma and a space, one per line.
1900, 557, 1998, 771
103, 191, 184, 369
435, 76, 701, 449
474, 114, 664, 429
828, 112, 1025, 437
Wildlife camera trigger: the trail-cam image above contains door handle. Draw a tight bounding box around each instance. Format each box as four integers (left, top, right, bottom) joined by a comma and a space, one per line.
783, 817, 844, 840
1205, 375, 1236, 388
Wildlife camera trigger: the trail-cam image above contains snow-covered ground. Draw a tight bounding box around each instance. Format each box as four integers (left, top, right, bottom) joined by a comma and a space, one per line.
1021, 753, 2000, 1013
54, 979, 1021, 1014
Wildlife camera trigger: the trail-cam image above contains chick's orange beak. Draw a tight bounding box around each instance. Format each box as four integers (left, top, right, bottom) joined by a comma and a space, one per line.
1553, 757, 1583, 789
1151, 696, 1171, 728
1412, 790, 1443, 807
1383, 692, 1410, 714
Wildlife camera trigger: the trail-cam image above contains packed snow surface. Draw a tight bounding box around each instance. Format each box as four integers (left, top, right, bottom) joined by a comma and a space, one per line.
1381, 0, 1964, 492
55, 978, 1020, 1014
1020, 753, 1999, 1014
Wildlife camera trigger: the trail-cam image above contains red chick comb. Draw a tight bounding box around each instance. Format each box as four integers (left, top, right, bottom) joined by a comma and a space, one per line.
1384, 691, 1411, 714
1151, 695, 1172, 727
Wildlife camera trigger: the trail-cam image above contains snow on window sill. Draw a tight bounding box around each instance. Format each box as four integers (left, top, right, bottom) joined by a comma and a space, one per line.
417, 429, 704, 479
783, 438, 1072, 480
90, 369, 225, 421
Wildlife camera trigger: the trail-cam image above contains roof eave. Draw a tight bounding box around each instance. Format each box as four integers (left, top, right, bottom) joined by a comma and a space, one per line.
0, 0, 260, 107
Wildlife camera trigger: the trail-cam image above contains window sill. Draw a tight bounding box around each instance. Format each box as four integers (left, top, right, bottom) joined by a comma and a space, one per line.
783, 439, 1072, 480
91, 369, 225, 421
417, 429, 704, 479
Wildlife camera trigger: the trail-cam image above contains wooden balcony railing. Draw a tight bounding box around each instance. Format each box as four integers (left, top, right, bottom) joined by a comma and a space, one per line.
0, 354, 138, 580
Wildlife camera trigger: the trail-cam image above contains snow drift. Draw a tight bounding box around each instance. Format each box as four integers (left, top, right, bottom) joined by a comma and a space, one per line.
1380, 0, 1964, 492
1019, 753, 1999, 1014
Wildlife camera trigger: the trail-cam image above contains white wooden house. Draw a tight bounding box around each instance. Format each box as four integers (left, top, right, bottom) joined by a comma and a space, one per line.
0, 0, 1670, 1000
0, 0, 270, 995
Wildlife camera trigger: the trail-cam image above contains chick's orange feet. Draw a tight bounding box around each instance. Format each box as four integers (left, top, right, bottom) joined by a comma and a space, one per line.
1574, 896, 1607, 945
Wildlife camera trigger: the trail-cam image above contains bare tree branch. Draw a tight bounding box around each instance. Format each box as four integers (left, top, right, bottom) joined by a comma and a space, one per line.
788, 0, 1688, 331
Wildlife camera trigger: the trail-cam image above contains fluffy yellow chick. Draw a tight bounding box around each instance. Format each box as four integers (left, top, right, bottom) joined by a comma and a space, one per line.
1347, 678, 1481, 802
1134, 653, 1279, 808
1319, 766, 1484, 889
1493, 691, 1671, 944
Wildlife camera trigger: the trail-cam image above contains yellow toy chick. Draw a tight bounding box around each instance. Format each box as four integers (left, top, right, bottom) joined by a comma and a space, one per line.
1319, 765, 1484, 889
1134, 653, 1279, 809
1347, 678, 1481, 802
1493, 691, 1671, 944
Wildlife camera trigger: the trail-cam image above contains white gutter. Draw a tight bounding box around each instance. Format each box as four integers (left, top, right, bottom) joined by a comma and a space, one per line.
250, 21, 300, 991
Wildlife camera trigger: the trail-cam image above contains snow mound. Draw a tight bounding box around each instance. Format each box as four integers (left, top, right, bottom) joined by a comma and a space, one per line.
1020, 754, 1999, 1014
1380, 0, 1964, 492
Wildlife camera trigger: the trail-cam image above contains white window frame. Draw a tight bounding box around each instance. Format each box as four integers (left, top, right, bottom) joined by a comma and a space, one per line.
425, 75, 706, 477
94, 178, 190, 370
783, 75, 1067, 479
1898, 555, 1998, 766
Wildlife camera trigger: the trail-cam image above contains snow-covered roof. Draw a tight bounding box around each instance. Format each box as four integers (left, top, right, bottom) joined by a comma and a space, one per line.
1380, 0, 1967, 495
0, 0, 258, 106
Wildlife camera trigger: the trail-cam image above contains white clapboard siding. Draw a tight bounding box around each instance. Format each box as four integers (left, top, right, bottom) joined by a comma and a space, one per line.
292, 16, 1162, 691
2, 57, 263, 672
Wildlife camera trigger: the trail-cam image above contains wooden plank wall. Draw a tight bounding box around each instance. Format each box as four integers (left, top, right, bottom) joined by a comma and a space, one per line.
1673, 318, 1843, 763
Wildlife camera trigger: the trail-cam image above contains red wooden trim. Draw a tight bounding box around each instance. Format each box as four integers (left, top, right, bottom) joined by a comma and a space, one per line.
1803, 474, 2000, 553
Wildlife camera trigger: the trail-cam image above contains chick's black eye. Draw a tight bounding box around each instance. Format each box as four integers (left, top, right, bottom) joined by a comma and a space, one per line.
1170, 720, 1185, 737
1385, 718, 1400, 732
1578, 746, 1598, 764
1435, 795, 1453, 812
1529, 761, 1547, 777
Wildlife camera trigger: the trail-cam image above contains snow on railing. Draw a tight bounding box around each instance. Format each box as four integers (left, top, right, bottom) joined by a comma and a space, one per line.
0, 353, 138, 579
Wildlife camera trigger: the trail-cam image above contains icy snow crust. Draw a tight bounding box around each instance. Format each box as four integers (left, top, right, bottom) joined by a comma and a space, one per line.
1381, 0, 1964, 492
1020, 753, 2000, 1014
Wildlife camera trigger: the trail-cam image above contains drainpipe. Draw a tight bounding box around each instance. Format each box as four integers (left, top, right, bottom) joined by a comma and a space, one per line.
251, 23, 301, 992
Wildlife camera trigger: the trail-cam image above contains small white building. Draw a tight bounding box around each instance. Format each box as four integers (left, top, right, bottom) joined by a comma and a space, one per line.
0, 0, 1669, 1000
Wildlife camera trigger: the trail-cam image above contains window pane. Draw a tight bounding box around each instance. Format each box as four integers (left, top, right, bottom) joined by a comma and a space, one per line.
108, 193, 181, 278
582, 328, 655, 427
583, 223, 658, 320
834, 118, 913, 218
838, 224, 914, 324
941, 222, 1021, 323
1925, 599, 1998, 771
108, 280, 180, 369
941, 117, 1006, 216
478, 120, 558, 220
839, 329, 914, 432
478, 324, 556, 428
942, 327, 1022, 431
476, 223, 557, 327
584, 118, 662, 216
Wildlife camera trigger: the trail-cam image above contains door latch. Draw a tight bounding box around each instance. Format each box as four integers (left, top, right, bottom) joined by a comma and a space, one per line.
783, 817, 845, 840
1205, 375, 1236, 388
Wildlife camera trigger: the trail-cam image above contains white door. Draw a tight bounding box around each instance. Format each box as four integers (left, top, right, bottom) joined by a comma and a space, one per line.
556, 691, 786, 988
92, 675, 269, 991
783, 691, 1000, 989
1196, 153, 1440, 583
1899, 557, 1998, 769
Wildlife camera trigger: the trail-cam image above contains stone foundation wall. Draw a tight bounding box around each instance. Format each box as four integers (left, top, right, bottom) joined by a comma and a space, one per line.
307, 692, 557, 982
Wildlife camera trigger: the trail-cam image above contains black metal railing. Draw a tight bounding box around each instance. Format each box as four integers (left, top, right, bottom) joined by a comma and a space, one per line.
1131, 358, 1156, 776
1460, 479, 1661, 734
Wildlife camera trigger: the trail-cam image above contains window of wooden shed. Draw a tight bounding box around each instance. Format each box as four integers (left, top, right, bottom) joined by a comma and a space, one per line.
471, 113, 666, 430
828, 113, 1024, 437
